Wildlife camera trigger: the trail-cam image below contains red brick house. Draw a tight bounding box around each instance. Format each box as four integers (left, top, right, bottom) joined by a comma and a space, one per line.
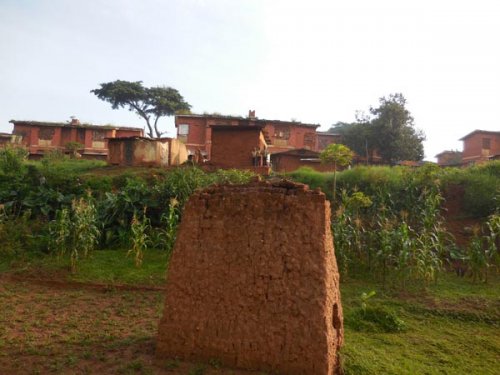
209, 125, 270, 174
316, 131, 342, 152
270, 148, 335, 173
435, 150, 463, 167
175, 111, 319, 159
9, 118, 143, 159
460, 130, 500, 165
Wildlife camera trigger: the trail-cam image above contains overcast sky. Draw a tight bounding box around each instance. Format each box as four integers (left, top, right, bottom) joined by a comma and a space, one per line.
1, 0, 499, 161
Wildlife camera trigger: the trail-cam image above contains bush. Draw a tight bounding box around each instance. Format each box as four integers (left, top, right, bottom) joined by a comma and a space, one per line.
345, 307, 406, 333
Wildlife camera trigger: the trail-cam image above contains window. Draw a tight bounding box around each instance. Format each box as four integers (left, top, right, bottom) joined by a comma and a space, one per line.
39, 128, 55, 140
304, 132, 315, 149
274, 126, 290, 140
482, 138, 491, 150
92, 130, 106, 141
178, 124, 189, 135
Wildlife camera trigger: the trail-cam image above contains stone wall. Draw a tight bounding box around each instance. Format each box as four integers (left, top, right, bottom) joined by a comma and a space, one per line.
156, 180, 343, 374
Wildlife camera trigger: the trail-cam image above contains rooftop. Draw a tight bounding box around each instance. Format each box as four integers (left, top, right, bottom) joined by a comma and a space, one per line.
459, 129, 500, 141
176, 113, 320, 128
10, 120, 142, 132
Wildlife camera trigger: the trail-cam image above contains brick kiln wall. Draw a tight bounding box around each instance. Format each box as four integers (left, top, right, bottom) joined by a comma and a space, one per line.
156, 180, 344, 375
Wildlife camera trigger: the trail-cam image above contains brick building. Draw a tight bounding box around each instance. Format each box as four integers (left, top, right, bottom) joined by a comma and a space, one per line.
460, 130, 500, 165
209, 125, 270, 174
9, 119, 143, 159
271, 148, 334, 173
175, 111, 319, 159
435, 150, 463, 167
316, 131, 342, 152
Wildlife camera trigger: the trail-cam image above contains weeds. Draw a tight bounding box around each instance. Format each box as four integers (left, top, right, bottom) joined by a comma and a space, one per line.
128, 209, 151, 267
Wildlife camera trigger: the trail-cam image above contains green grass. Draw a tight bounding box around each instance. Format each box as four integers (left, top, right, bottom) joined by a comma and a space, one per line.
340, 275, 499, 374
1, 249, 169, 286
1, 251, 499, 374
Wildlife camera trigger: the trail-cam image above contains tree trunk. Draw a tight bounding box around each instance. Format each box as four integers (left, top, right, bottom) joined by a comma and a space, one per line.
154, 116, 162, 138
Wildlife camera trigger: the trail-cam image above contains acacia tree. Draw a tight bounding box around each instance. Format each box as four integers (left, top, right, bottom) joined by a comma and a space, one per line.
320, 143, 353, 203
91, 80, 191, 138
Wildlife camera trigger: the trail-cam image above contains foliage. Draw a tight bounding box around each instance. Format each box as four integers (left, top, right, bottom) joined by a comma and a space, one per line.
345, 306, 406, 333
49, 194, 100, 271
464, 213, 500, 283
326, 168, 450, 287
64, 141, 84, 158
0, 145, 28, 175
91, 80, 191, 138
320, 143, 353, 203
128, 209, 151, 267
331, 93, 425, 164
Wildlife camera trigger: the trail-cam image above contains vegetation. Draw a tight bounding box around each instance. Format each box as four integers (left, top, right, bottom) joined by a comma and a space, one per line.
0, 152, 254, 270
0, 259, 498, 374
91, 80, 191, 138
331, 93, 425, 164
1, 152, 499, 374
319, 143, 353, 202
289, 162, 500, 286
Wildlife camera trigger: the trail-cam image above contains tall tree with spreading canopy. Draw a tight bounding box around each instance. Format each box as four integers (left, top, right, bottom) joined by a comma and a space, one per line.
330, 93, 425, 164
91, 80, 191, 138
320, 143, 353, 203
369, 93, 424, 164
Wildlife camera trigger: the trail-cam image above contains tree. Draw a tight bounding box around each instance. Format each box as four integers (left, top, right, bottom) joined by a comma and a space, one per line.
330, 93, 425, 165
320, 143, 353, 203
91, 80, 191, 138
369, 93, 424, 164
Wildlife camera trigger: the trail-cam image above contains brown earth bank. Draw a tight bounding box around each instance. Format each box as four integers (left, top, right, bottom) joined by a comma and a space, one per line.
0, 278, 264, 375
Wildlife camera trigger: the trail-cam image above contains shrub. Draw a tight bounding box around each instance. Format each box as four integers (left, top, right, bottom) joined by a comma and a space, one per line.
345, 307, 406, 333
0, 146, 28, 175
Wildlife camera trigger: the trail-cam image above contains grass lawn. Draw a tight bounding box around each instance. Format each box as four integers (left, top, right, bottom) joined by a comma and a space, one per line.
0, 251, 498, 374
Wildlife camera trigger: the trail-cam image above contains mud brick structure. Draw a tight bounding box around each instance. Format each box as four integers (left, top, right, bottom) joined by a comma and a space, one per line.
157, 180, 343, 374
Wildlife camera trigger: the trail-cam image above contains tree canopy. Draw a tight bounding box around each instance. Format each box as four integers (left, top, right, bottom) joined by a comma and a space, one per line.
320, 143, 353, 202
330, 93, 425, 164
91, 80, 191, 138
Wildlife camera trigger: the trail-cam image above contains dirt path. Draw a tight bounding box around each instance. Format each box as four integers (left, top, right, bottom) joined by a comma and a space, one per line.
0, 277, 260, 375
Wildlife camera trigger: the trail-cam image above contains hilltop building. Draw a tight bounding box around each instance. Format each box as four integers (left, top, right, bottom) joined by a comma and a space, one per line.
9, 118, 143, 159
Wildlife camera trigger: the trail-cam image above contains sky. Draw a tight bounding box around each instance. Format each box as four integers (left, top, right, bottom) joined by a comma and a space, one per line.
1, 0, 499, 161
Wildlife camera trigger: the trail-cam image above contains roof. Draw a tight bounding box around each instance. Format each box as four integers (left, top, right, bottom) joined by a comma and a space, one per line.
459, 129, 500, 141
209, 124, 265, 130
434, 150, 462, 158
107, 136, 172, 141
10, 120, 142, 132
0, 132, 12, 138
316, 131, 341, 137
176, 113, 320, 129
270, 148, 320, 158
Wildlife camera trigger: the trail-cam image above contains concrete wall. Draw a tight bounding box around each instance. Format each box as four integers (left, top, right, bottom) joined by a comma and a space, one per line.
169, 138, 188, 166
157, 181, 344, 374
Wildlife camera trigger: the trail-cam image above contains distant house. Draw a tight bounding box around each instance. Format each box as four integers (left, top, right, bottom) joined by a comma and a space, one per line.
9, 118, 143, 159
0, 133, 13, 147
175, 111, 319, 160
435, 150, 463, 167
316, 131, 342, 152
107, 137, 187, 167
209, 125, 270, 174
460, 130, 500, 165
271, 148, 335, 173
